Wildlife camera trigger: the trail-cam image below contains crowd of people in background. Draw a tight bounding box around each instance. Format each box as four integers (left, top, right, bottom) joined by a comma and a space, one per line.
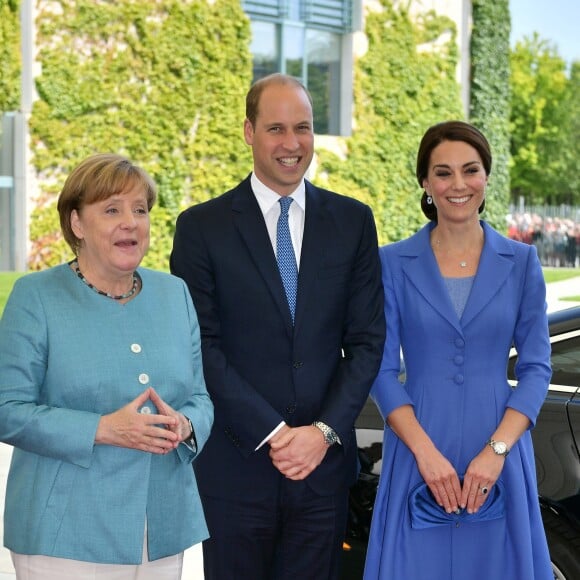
507, 212, 580, 268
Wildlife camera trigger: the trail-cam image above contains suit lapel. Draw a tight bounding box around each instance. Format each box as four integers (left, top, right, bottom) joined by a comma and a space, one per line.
401, 224, 463, 335
402, 222, 516, 332
293, 183, 326, 332
461, 222, 515, 327
231, 179, 294, 330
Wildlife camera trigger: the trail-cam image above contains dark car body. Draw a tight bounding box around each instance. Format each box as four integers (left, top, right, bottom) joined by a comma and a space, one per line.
342, 306, 580, 580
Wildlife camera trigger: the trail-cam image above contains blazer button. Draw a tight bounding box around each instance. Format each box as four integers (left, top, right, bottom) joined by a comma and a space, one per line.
286, 403, 297, 414
293, 361, 303, 369
454, 374, 464, 385
454, 338, 465, 348
453, 355, 464, 365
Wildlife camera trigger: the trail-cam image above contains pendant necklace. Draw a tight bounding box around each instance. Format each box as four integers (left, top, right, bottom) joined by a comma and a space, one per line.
70, 259, 140, 300
432, 239, 469, 269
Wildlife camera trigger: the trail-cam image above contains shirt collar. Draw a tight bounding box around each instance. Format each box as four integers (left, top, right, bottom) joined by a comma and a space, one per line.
251, 172, 306, 214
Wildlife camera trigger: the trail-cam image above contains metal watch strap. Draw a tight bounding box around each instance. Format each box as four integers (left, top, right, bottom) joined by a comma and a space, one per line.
312, 421, 341, 446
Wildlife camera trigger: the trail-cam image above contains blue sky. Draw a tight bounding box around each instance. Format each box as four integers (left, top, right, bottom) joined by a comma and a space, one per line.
510, 0, 579, 64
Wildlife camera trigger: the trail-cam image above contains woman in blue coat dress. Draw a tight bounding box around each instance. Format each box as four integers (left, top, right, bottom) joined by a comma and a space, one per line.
0, 154, 213, 579
364, 121, 552, 579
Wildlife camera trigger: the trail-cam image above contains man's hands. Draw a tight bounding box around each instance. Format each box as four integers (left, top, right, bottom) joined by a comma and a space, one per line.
95, 387, 192, 454
269, 425, 330, 480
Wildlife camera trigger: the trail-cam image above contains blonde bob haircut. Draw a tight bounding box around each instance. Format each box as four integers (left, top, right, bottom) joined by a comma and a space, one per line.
57, 153, 157, 255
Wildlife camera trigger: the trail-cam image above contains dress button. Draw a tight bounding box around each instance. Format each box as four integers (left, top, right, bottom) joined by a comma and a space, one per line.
131, 343, 142, 353
293, 361, 303, 369
138, 373, 150, 384
139, 406, 151, 414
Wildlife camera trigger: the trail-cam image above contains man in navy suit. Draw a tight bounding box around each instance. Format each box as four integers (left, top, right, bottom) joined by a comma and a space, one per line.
170, 73, 385, 580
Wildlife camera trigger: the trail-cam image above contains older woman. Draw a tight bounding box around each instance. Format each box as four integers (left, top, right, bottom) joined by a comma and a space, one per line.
0, 154, 213, 579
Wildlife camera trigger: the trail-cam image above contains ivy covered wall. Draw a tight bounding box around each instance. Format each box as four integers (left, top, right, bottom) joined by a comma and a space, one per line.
317, 1, 464, 243
28, 0, 253, 270
0, 0, 21, 112
2, 0, 513, 269
469, 0, 511, 229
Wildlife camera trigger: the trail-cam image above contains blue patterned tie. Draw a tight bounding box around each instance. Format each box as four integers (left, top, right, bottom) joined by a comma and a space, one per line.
277, 197, 298, 323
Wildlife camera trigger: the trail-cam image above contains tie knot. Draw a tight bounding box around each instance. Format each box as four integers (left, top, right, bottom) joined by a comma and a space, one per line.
279, 196, 293, 216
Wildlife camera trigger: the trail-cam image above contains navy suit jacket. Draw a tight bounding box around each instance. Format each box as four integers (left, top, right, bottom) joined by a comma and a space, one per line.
171, 176, 385, 498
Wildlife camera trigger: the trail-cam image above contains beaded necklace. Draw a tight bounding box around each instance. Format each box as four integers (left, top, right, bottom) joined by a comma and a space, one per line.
70, 259, 140, 300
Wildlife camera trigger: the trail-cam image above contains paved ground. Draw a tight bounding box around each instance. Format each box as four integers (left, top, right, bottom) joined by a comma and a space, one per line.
1, 276, 578, 579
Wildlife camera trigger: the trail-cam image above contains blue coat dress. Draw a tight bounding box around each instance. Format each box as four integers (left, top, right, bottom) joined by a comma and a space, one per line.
0, 264, 213, 564
363, 222, 553, 579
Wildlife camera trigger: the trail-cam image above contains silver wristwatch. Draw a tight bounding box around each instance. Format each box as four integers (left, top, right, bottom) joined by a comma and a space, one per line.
312, 421, 340, 446
486, 438, 509, 457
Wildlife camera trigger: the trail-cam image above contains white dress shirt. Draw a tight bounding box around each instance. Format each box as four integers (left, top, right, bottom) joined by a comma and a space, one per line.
251, 173, 305, 268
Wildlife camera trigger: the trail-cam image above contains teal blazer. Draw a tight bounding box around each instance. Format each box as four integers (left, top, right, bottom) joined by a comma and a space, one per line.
0, 264, 213, 564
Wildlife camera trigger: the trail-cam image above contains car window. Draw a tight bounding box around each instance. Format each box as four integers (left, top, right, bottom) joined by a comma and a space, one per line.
550, 335, 580, 387
507, 332, 580, 388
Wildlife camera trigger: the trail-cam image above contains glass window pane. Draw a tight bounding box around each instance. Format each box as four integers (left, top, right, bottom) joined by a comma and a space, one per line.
551, 336, 580, 386
283, 25, 304, 79
306, 29, 340, 134
250, 20, 278, 80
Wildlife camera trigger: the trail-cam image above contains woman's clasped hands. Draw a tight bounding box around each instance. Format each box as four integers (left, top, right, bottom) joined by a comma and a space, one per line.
95, 386, 192, 454
417, 444, 504, 515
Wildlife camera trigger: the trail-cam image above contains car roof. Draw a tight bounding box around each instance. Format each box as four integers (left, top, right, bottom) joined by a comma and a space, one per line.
548, 306, 580, 336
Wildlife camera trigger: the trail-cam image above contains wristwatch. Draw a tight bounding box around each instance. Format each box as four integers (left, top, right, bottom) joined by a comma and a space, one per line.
183, 417, 197, 452
486, 438, 509, 457
312, 421, 341, 446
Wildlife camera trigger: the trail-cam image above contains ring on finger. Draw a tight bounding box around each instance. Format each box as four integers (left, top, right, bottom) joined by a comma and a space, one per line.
480, 485, 489, 495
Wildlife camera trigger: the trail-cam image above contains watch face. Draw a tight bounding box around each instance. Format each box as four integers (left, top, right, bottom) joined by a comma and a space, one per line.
493, 441, 508, 455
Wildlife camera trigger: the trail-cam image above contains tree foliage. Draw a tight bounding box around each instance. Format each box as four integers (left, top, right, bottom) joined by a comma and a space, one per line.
28, 0, 253, 270
469, 0, 511, 230
316, 1, 464, 244
560, 62, 580, 202
509, 34, 577, 205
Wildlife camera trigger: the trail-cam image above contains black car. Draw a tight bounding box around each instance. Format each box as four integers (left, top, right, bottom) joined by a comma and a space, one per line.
342, 306, 580, 580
